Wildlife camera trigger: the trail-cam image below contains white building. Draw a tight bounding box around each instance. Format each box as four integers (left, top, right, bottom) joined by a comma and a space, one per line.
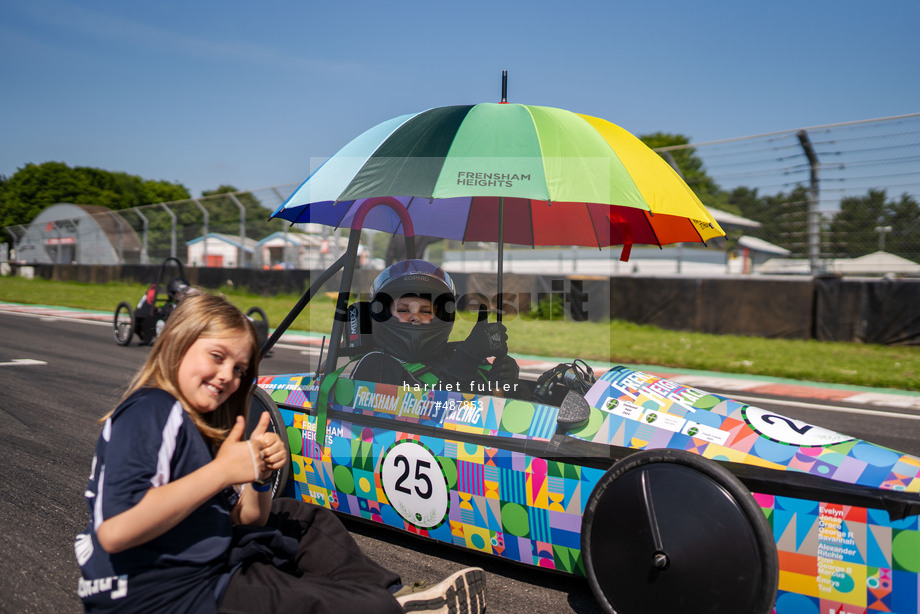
257, 231, 323, 270
186, 233, 258, 268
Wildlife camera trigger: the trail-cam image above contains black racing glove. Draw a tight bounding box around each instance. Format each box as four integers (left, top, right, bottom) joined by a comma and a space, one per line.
456, 305, 508, 361
489, 354, 520, 383
444, 306, 509, 382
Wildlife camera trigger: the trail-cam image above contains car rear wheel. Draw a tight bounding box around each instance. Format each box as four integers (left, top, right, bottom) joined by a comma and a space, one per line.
246, 386, 291, 498
113, 302, 134, 346
582, 449, 778, 614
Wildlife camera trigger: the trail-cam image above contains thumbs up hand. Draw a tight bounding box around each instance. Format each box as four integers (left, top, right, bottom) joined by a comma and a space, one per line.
457, 305, 509, 361
215, 416, 263, 486
248, 411, 287, 479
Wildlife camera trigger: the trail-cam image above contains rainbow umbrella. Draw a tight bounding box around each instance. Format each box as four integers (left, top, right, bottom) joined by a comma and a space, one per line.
266, 96, 725, 448
273, 103, 723, 258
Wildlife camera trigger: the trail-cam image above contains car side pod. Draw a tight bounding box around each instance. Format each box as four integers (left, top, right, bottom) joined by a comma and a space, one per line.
581, 449, 779, 614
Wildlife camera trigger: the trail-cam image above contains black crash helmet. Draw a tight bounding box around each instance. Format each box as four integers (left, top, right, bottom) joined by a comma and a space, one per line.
166, 277, 190, 302
369, 260, 456, 362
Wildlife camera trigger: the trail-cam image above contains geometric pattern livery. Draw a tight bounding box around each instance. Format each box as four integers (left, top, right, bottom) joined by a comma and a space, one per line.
257, 367, 920, 612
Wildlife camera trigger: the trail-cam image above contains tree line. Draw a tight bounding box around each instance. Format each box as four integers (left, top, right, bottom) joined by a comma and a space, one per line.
3, 150, 919, 263
0, 162, 278, 262
644, 134, 920, 262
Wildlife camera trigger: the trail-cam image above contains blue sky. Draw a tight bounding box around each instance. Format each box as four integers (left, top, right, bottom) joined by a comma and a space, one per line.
1, 0, 917, 198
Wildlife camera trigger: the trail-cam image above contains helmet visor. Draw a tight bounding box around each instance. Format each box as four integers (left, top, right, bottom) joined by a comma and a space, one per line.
371, 260, 456, 323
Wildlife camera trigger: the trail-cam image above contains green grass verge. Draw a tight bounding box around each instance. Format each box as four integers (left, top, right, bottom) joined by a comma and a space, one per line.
1, 276, 918, 391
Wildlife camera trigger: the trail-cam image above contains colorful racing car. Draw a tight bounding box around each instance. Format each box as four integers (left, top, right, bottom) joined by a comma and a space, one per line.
113, 256, 269, 348
249, 200, 920, 614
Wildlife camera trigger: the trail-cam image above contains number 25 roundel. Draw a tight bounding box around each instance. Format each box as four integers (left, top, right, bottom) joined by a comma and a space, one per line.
380, 440, 450, 529
742, 405, 852, 447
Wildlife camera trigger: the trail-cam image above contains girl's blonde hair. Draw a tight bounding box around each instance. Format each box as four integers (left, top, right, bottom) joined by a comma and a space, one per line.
114, 292, 261, 446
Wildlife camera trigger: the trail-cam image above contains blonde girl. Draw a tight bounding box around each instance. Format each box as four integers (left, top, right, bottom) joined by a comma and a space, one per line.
76, 292, 484, 614
75, 293, 286, 612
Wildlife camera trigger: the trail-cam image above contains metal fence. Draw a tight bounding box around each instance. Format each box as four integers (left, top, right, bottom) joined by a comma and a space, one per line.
1, 186, 358, 270
3, 113, 919, 277
657, 112, 920, 275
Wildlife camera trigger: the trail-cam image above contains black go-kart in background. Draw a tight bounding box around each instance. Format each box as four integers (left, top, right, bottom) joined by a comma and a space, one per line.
112, 257, 269, 349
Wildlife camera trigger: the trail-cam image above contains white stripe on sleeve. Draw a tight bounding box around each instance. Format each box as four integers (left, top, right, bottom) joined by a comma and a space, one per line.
151, 401, 184, 488
93, 465, 106, 532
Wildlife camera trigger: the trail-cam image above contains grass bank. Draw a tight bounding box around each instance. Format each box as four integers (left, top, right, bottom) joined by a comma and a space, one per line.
1, 276, 917, 391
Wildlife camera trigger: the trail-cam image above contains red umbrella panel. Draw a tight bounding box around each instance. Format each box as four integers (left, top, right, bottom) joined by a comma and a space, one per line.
291, 195, 719, 262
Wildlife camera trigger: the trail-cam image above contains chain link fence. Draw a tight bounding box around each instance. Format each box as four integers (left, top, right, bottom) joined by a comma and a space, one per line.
1, 186, 371, 271
3, 114, 919, 277
657, 112, 920, 275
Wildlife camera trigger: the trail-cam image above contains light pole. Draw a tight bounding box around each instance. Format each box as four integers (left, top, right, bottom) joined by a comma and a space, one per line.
875, 225, 892, 252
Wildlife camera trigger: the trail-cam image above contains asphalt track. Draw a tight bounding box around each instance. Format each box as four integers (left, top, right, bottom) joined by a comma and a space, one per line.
0, 302, 918, 613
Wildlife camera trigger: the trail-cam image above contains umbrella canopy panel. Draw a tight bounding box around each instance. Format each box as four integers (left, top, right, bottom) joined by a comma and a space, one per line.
275, 103, 724, 249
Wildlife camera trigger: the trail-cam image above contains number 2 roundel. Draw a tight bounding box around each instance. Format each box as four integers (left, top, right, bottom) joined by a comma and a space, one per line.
380, 440, 450, 529
742, 405, 853, 447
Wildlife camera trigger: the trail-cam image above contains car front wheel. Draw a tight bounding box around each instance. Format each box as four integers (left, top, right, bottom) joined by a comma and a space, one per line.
582, 448, 778, 614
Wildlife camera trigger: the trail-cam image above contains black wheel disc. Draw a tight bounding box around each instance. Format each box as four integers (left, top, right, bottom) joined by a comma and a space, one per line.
582, 449, 778, 614
113, 302, 134, 346
246, 386, 291, 498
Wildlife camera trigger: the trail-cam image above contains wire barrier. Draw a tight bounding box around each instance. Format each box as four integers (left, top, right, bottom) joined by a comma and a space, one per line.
3, 114, 919, 277
656, 112, 920, 275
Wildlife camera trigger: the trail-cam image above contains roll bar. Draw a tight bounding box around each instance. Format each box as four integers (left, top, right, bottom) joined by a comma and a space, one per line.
258, 197, 416, 362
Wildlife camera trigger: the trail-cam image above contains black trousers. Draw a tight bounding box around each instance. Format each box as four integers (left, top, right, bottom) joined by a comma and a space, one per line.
218, 498, 403, 614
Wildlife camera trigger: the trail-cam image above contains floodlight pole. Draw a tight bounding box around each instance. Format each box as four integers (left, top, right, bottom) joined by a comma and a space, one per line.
875, 225, 892, 252
4, 228, 19, 256
192, 199, 209, 266
133, 209, 149, 265
272, 187, 291, 266
228, 193, 247, 268
108, 212, 124, 264
159, 203, 177, 259
797, 130, 820, 275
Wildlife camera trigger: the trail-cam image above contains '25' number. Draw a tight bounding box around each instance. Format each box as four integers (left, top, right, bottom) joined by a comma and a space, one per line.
392, 455, 433, 499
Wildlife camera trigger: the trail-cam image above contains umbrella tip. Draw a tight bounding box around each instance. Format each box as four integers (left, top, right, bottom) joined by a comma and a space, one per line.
500, 70, 508, 103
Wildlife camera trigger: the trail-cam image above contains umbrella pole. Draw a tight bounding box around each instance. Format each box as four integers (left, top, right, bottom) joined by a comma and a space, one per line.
497, 197, 504, 323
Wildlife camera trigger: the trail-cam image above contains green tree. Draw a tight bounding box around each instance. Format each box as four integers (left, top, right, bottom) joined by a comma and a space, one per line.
0, 161, 190, 228
1, 162, 85, 228
640, 133, 733, 213
828, 190, 920, 260
200, 185, 277, 241
886, 194, 920, 262
727, 185, 810, 256
143, 180, 192, 205
139, 185, 281, 264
